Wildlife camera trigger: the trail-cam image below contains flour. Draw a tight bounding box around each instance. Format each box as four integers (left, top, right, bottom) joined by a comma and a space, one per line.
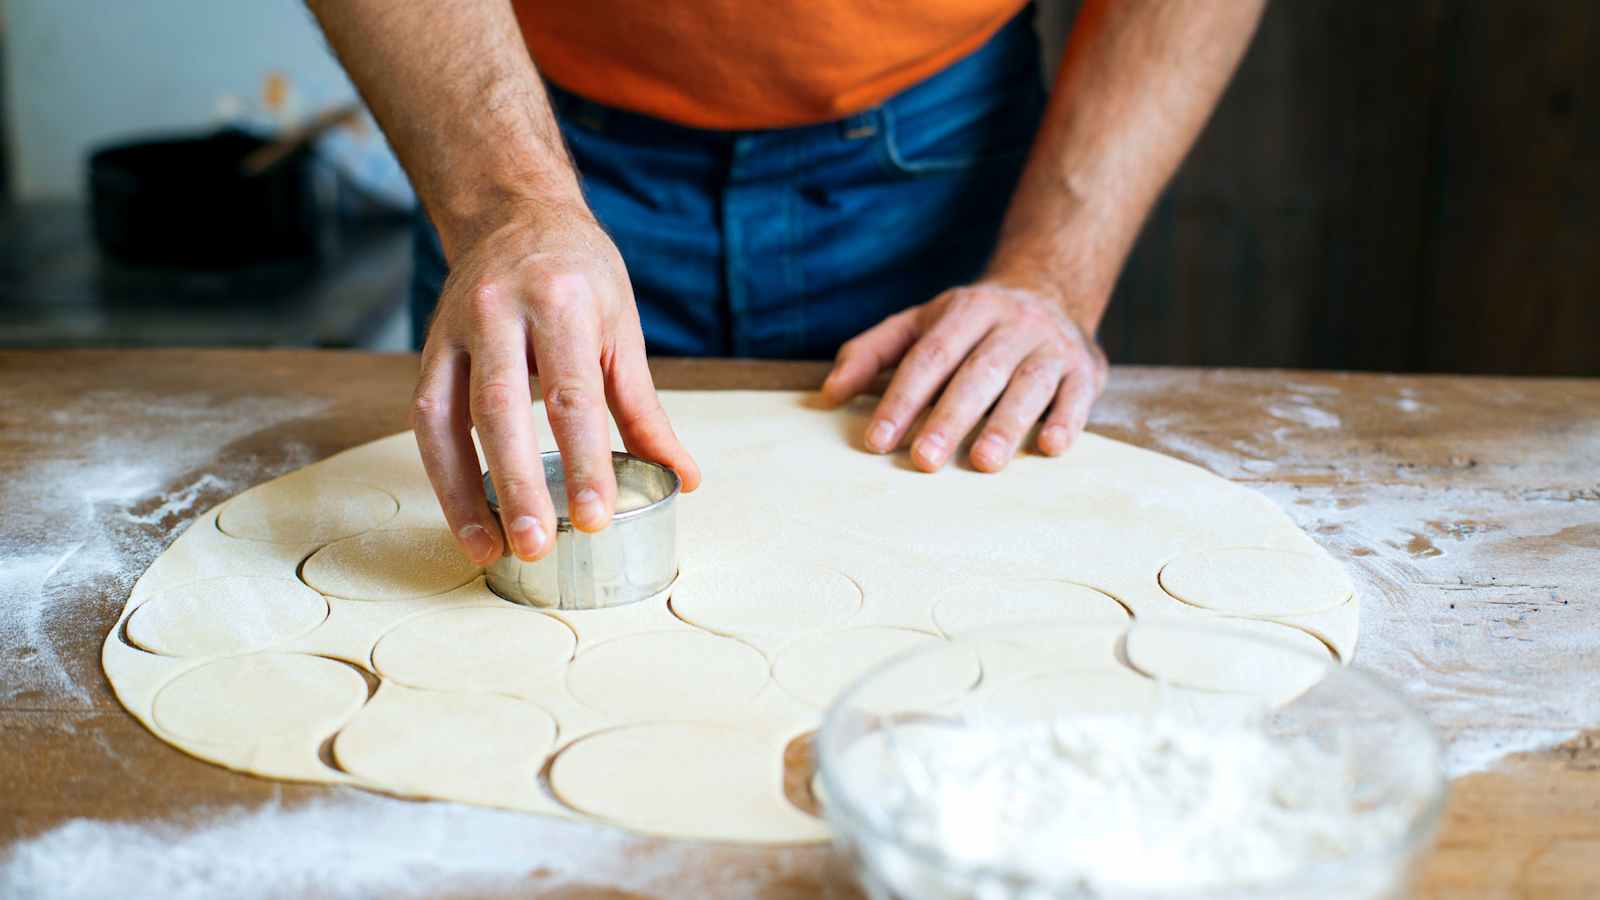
1088, 372, 1600, 778
0, 791, 836, 900
1260, 481, 1600, 775
0, 387, 329, 708
855, 716, 1424, 899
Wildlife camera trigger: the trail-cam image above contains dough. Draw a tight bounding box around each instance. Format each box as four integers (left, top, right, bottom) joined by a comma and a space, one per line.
152, 653, 367, 746
1160, 547, 1353, 616
103, 391, 1360, 845
1124, 618, 1331, 705
615, 484, 657, 513
127, 576, 327, 657
334, 684, 556, 807
549, 722, 826, 842
966, 667, 1264, 723
932, 579, 1128, 637
301, 528, 480, 600
217, 476, 397, 543
773, 627, 978, 710
669, 561, 860, 637
565, 630, 770, 721
371, 606, 575, 694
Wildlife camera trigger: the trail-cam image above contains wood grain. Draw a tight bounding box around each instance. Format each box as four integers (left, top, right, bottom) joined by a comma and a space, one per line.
1, 349, 1596, 898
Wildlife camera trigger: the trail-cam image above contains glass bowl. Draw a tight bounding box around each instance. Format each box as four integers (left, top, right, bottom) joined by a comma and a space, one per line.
815, 620, 1446, 900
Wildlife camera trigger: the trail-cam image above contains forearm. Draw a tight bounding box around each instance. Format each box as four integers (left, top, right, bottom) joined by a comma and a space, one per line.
987, 0, 1265, 331
306, 0, 582, 258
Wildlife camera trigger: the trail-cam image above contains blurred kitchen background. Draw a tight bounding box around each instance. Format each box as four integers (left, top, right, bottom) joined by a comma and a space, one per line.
2, 1, 1595, 374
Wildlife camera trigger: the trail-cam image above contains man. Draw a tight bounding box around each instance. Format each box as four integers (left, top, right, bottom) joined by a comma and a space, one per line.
308, 0, 1263, 567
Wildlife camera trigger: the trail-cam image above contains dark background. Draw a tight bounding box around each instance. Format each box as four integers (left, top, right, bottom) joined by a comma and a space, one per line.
1062, 1, 1598, 376
2, 1, 1596, 373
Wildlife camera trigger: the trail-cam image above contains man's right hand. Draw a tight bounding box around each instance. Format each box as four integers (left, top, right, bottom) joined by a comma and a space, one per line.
411, 199, 701, 566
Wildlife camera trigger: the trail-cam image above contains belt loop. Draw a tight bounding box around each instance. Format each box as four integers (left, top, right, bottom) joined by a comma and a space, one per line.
839, 110, 879, 141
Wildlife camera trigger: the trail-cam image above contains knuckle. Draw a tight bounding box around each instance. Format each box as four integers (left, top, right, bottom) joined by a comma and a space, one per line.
531, 270, 592, 315
495, 476, 538, 503
1016, 356, 1065, 384
543, 382, 593, 419
968, 350, 1012, 383
470, 380, 521, 420
410, 389, 450, 431
463, 279, 504, 323
910, 337, 957, 373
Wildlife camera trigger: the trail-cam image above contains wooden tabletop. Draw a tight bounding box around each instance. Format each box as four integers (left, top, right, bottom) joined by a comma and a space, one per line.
1, 350, 1596, 898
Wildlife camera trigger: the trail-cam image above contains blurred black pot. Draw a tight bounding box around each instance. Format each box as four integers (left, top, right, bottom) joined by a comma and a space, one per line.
87, 127, 319, 269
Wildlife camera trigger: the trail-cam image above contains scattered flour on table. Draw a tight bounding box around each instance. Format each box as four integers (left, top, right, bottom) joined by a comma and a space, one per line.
1091, 374, 1600, 777
1256, 481, 1600, 776
0, 388, 328, 707
0, 791, 823, 900
853, 716, 1421, 898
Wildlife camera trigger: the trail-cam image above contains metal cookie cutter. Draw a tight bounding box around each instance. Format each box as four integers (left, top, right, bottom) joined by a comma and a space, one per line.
483, 451, 679, 610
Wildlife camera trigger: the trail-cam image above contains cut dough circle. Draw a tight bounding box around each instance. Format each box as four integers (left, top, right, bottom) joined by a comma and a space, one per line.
152, 653, 367, 746
301, 528, 480, 600
968, 667, 1267, 723
773, 627, 978, 711
967, 625, 1127, 683
372, 606, 575, 693
933, 578, 1129, 637
334, 685, 556, 807
550, 722, 825, 842
1160, 547, 1353, 616
1124, 618, 1331, 705
127, 576, 327, 657
566, 630, 769, 721
669, 560, 860, 637
218, 477, 397, 543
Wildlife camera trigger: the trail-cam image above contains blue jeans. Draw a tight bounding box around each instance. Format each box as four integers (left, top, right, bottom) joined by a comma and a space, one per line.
411, 8, 1046, 356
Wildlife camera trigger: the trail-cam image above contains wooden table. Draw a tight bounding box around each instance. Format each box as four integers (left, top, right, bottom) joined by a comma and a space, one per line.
2, 350, 1596, 898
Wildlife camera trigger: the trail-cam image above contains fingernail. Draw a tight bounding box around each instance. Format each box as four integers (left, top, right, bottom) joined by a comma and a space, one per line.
509, 515, 546, 559
913, 433, 945, 465
974, 434, 1005, 466
573, 488, 606, 529
457, 523, 496, 565
866, 420, 895, 452
1041, 425, 1070, 452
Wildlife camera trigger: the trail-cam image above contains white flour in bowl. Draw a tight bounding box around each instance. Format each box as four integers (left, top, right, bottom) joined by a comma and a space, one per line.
841, 715, 1431, 899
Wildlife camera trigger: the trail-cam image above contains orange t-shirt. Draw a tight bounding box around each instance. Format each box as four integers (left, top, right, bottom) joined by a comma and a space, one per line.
513, 1, 1030, 131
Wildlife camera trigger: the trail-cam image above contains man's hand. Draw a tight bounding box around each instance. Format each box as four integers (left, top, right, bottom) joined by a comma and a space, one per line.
412, 199, 700, 567
820, 281, 1106, 473
306, 0, 699, 566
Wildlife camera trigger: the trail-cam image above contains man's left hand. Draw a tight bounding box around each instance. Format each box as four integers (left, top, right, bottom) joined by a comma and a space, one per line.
820, 281, 1107, 473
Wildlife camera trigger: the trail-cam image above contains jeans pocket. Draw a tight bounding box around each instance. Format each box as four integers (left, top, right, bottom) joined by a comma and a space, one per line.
878, 71, 1046, 176
883, 87, 1030, 173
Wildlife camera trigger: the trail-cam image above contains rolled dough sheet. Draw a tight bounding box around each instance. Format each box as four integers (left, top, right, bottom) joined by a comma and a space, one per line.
102, 390, 1360, 844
